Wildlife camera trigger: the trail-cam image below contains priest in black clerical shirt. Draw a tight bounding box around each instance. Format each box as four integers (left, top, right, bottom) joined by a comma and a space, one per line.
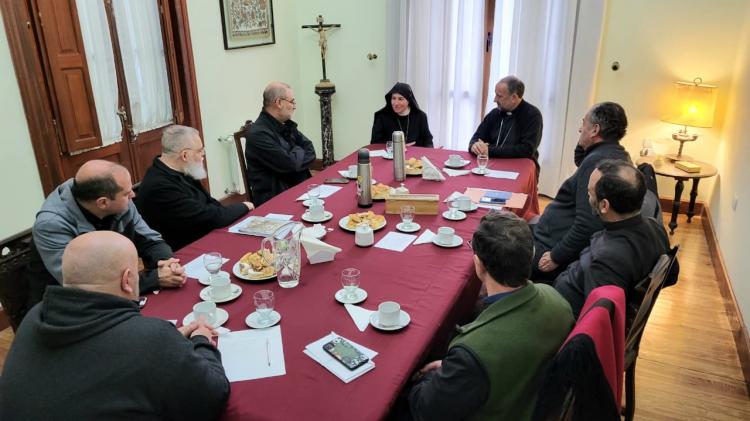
469, 76, 543, 168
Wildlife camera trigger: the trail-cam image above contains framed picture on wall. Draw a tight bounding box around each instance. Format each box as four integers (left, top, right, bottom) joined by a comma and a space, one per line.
220, 0, 276, 49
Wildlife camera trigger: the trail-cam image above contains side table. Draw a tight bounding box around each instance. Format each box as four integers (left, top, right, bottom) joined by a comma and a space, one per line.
636, 155, 717, 234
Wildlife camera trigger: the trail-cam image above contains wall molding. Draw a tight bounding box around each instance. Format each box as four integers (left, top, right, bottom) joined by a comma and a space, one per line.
659, 198, 704, 216
701, 206, 750, 395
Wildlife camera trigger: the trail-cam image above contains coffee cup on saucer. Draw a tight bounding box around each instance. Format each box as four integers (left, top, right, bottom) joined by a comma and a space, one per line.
209, 273, 231, 300
308, 203, 325, 220
456, 195, 472, 211
378, 301, 401, 327
448, 154, 464, 166
192, 301, 216, 325
437, 227, 455, 245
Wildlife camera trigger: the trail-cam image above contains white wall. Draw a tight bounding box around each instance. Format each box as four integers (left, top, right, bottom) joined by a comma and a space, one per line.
0, 13, 45, 239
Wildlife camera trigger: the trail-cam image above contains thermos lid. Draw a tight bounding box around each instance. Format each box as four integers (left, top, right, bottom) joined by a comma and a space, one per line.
392, 131, 405, 143
358, 148, 370, 163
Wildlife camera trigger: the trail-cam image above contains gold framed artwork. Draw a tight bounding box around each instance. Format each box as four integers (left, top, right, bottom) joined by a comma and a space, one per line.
220, 0, 275, 49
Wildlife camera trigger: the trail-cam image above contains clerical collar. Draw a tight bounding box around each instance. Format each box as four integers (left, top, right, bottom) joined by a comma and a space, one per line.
396, 108, 411, 117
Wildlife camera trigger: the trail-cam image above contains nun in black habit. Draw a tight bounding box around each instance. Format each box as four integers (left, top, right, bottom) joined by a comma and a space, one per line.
370, 82, 434, 147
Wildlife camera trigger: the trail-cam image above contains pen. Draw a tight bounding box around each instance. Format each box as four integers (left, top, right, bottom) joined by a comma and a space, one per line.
266, 338, 270, 367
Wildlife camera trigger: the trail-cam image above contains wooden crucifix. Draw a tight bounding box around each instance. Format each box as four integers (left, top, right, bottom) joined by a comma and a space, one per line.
301, 15, 341, 82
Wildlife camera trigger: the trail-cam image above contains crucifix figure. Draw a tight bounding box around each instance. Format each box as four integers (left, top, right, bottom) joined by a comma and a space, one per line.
301, 15, 341, 82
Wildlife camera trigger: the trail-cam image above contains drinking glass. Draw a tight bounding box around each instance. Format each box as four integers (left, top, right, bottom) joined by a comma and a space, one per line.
341, 268, 361, 300
203, 252, 222, 277
307, 184, 321, 205
400, 205, 415, 228
253, 290, 275, 325
386, 140, 394, 157
449, 199, 460, 218
477, 154, 489, 174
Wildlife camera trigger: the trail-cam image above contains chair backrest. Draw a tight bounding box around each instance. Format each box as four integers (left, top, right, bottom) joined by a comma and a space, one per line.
638, 162, 662, 219
233, 120, 253, 202
624, 245, 680, 364
0, 228, 33, 331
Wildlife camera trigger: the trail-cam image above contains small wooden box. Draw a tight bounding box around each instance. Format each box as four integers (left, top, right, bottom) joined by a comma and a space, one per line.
385, 193, 440, 215
675, 161, 701, 173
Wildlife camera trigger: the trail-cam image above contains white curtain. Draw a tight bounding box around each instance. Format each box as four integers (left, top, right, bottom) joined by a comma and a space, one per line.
397, 0, 486, 151
113, 0, 174, 134
76, 0, 122, 145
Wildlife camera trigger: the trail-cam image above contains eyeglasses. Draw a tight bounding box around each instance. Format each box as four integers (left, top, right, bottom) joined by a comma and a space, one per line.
279, 97, 296, 106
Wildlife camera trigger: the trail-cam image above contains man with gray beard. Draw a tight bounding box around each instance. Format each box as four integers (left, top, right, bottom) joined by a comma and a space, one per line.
136, 125, 254, 250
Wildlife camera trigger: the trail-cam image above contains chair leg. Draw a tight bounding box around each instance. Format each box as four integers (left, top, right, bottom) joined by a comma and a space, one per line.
624, 361, 636, 421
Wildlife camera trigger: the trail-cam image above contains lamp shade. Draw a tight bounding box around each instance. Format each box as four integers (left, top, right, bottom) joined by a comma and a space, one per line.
661, 79, 718, 128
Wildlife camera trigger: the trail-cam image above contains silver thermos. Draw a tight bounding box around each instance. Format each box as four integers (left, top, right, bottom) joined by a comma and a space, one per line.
392, 131, 406, 181
357, 148, 373, 208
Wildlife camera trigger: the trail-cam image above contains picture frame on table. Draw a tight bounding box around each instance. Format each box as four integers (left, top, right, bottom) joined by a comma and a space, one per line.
219, 0, 276, 50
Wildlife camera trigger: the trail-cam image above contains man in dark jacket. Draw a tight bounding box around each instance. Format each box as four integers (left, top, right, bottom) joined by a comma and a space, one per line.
469, 75, 543, 167
136, 125, 254, 250
554, 160, 671, 317
0, 231, 229, 420
532, 102, 631, 281
244, 81, 316, 206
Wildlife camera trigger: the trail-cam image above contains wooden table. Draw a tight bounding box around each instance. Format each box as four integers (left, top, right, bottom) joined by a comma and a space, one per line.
637, 155, 717, 234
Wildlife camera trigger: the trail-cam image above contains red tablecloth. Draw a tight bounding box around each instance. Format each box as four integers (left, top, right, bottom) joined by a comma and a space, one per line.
142, 146, 538, 420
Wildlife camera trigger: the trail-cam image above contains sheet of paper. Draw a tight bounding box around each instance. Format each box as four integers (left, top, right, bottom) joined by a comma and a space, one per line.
218, 326, 286, 382
296, 185, 342, 201
374, 232, 416, 252
414, 229, 436, 245
183, 254, 230, 280
228, 215, 256, 234
344, 304, 375, 332
443, 168, 470, 177
264, 213, 294, 221
485, 169, 519, 180
369, 149, 388, 158
304, 332, 377, 383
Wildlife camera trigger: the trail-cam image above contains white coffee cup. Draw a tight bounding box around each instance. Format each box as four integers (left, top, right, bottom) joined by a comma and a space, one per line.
192, 301, 216, 325
378, 301, 401, 327
448, 154, 463, 165
456, 195, 472, 211
308, 203, 325, 219
437, 226, 455, 245
209, 273, 231, 299
348, 164, 358, 178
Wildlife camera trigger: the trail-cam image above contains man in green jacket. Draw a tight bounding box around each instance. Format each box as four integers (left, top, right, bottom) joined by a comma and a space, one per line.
408, 212, 575, 420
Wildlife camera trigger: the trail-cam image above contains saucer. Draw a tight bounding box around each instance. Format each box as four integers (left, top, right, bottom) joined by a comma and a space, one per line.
245, 310, 282, 329
369, 310, 411, 331
444, 159, 470, 168
198, 270, 230, 286
302, 225, 327, 239
302, 198, 325, 207
432, 235, 464, 248
471, 167, 489, 175
335, 288, 368, 304
199, 284, 242, 303
458, 203, 479, 212
182, 308, 229, 328
442, 210, 467, 221
302, 210, 333, 223
396, 222, 421, 233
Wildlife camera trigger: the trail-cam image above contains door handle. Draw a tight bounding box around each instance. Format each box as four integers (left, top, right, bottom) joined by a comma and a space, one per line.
116, 106, 138, 143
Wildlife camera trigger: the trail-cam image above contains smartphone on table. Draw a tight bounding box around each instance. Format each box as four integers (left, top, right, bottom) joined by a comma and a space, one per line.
322, 337, 369, 370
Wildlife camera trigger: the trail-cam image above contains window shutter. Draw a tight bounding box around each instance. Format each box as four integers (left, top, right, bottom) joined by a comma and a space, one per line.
36, 0, 102, 152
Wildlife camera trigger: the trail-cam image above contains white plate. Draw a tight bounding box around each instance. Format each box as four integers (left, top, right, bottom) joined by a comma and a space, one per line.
396, 222, 421, 233
183, 308, 229, 328
301, 210, 333, 223
232, 261, 276, 282
444, 159, 471, 168
458, 203, 479, 212
432, 235, 464, 248
471, 167, 489, 175
334, 288, 368, 304
198, 270, 230, 286
338, 215, 387, 232
302, 198, 325, 207
245, 310, 281, 329
442, 210, 467, 221
199, 284, 242, 303
369, 310, 411, 331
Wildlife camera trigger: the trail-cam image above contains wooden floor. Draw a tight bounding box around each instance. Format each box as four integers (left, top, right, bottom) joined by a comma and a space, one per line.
1, 209, 749, 419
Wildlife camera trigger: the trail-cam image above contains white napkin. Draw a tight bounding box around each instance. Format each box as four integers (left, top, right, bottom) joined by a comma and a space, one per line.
369, 149, 388, 158
443, 191, 462, 203
296, 185, 342, 200
485, 169, 519, 180
414, 229, 436, 245
183, 254, 230, 280
301, 236, 342, 264
304, 332, 377, 383
344, 304, 375, 332
420, 156, 446, 181
374, 232, 416, 252
338, 170, 353, 178
443, 168, 470, 177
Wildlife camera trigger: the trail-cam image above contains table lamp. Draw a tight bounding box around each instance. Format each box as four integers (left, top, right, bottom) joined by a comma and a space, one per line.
661, 77, 718, 161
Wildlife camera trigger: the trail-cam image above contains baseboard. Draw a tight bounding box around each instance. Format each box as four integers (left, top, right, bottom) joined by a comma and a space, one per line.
701, 206, 750, 395
659, 197, 704, 216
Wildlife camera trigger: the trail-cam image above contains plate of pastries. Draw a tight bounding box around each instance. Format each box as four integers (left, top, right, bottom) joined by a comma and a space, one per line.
371, 183, 390, 201
232, 250, 276, 281
405, 158, 423, 176
338, 211, 387, 232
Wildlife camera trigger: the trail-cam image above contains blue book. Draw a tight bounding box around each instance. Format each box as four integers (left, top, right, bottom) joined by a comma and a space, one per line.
480, 190, 511, 204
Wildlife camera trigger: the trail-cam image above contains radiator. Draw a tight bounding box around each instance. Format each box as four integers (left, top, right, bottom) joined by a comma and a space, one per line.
218, 135, 241, 195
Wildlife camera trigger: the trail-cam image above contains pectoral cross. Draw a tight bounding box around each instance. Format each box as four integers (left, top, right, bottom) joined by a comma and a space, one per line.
301, 15, 341, 82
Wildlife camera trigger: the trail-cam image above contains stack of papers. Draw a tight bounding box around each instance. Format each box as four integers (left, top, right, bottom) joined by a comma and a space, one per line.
218, 326, 286, 382
304, 332, 378, 383
485, 169, 519, 180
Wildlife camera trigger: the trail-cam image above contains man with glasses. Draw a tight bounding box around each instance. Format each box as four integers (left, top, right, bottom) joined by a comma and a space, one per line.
244, 81, 316, 205
136, 125, 254, 250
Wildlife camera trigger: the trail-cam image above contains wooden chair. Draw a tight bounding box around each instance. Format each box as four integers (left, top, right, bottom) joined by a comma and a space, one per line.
0, 228, 34, 332
233, 120, 253, 202
622, 245, 680, 421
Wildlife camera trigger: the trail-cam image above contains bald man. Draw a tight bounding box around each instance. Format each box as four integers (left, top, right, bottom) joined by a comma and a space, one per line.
243, 81, 316, 205
27, 160, 185, 312
0, 232, 229, 420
